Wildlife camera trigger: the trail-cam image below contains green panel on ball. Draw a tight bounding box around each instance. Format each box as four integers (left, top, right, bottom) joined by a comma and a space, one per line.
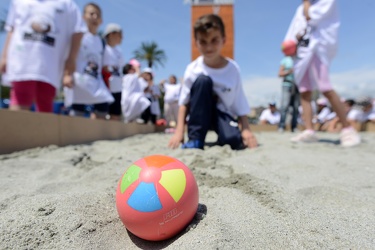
121, 165, 142, 193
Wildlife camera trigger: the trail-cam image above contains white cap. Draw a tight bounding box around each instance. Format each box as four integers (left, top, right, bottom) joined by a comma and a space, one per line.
103, 23, 122, 38
316, 98, 328, 106
142, 67, 153, 74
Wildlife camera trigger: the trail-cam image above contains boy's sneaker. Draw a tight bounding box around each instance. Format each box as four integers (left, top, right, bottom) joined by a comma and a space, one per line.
340, 127, 361, 147
181, 140, 204, 149
290, 130, 318, 143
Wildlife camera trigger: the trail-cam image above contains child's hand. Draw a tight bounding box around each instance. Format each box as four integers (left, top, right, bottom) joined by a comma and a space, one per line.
63, 74, 74, 88
241, 130, 258, 149
0, 58, 6, 73
168, 132, 184, 149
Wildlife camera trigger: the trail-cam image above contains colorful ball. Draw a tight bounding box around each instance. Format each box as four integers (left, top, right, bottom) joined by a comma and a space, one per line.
281, 40, 297, 56
116, 155, 199, 241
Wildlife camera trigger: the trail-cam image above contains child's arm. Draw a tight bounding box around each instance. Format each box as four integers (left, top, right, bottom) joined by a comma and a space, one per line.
303, 0, 336, 26
238, 115, 258, 149
63, 32, 83, 88
0, 30, 13, 73
278, 65, 293, 77
302, 0, 312, 21
168, 104, 187, 149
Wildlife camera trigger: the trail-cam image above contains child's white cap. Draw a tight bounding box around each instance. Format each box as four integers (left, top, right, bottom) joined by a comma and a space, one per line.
103, 23, 122, 38
142, 67, 153, 74
316, 98, 328, 106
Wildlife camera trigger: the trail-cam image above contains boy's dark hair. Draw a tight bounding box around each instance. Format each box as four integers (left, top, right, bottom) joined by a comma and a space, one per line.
193, 14, 225, 39
344, 99, 355, 107
123, 64, 133, 75
143, 72, 153, 81
84, 2, 102, 17
169, 75, 177, 81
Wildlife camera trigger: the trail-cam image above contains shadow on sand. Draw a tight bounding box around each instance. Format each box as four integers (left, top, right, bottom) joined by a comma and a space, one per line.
127, 203, 208, 249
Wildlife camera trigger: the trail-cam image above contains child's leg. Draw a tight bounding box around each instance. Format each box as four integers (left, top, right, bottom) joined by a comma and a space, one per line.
311, 56, 350, 128
291, 89, 300, 131
298, 62, 315, 131
300, 91, 314, 130
108, 92, 122, 120
215, 109, 243, 150
70, 104, 87, 117
10, 81, 37, 111
35, 81, 55, 113
323, 91, 349, 128
279, 85, 292, 130
187, 75, 215, 143
92, 102, 109, 119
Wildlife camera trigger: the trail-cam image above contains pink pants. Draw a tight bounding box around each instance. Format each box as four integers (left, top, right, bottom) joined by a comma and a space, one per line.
299, 55, 333, 93
10, 81, 56, 113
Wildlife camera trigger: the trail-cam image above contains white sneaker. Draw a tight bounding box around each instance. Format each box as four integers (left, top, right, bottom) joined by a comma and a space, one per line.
278, 128, 285, 133
290, 130, 318, 143
340, 128, 361, 147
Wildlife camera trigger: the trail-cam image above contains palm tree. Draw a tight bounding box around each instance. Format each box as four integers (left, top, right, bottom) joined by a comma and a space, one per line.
0, 20, 4, 33
0, 9, 7, 33
133, 41, 166, 69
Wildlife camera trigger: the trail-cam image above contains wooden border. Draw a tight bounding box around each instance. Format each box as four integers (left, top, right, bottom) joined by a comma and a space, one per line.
0, 110, 155, 154
1, 109, 373, 154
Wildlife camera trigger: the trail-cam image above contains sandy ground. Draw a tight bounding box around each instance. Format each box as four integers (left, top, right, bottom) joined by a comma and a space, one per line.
1, 131, 375, 249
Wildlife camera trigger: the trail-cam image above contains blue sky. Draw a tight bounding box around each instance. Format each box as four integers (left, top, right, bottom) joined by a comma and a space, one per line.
1, 0, 374, 106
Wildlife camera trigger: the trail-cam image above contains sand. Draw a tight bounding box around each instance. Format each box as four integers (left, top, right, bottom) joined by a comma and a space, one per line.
1, 131, 375, 249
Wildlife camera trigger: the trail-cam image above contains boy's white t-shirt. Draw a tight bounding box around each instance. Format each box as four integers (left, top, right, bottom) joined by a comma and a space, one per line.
121, 73, 150, 122
103, 45, 124, 93
163, 83, 181, 104
354, 104, 375, 123
259, 109, 281, 125
5, 0, 86, 89
316, 106, 331, 123
148, 85, 161, 116
179, 56, 250, 118
64, 32, 114, 106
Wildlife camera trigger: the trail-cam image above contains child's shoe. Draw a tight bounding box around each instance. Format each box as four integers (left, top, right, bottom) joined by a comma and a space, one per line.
340, 127, 361, 147
290, 130, 318, 143
181, 140, 204, 149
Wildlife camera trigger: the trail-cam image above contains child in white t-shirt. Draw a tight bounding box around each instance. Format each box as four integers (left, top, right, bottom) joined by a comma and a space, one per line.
0, 0, 86, 112
355, 96, 375, 123
168, 14, 258, 150
64, 2, 114, 119
285, 0, 360, 147
121, 63, 150, 123
102, 23, 124, 121
160, 75, 181, 127
140, 68, 160, 124
259, 103, 281, 125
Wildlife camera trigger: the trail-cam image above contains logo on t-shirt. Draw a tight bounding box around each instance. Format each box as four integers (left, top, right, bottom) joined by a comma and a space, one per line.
84, 61, 99, 78
111, 66, 120, 77
23, 11, 56, 46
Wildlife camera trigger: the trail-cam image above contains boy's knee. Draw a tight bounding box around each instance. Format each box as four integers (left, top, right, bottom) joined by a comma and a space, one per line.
218, 131, 243, 150
194, 75, 213, 88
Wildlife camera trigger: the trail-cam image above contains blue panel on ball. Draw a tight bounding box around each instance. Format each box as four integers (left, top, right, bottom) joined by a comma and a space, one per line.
128, 182, 162, 212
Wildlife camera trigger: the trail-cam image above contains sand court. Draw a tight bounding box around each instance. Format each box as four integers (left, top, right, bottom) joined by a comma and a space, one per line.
1, 131, 375, 249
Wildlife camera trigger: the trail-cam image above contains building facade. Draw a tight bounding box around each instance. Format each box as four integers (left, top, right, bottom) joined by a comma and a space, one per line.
185, 0, 234, 60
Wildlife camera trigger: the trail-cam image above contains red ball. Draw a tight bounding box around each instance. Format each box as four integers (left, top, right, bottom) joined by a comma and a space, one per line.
116, 155, 199, 241
281, 40, 297, 56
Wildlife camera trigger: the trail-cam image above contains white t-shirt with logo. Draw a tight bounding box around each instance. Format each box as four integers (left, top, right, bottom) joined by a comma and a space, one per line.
64, 32, 114, 106
355, 104, 375, 123
121, 73, 150, 122
103, 45, 124, 93
179, 56, 250, 118
259, 109, 281, 125
5, 0, 86, 89
316, 107, 331, 123
163, 83, 181, 104
146, 85, 161, 116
